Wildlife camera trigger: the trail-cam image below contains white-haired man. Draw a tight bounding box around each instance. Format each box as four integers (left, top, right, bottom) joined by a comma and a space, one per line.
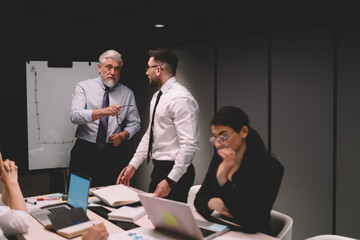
70, 50, 141, 187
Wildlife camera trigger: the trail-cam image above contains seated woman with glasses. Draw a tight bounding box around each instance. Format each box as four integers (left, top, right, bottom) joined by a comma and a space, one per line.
194, 106, 284, 235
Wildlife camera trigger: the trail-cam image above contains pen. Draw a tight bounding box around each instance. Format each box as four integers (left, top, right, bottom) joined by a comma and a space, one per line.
36, 198, 59, 201
25, 199, 37, 205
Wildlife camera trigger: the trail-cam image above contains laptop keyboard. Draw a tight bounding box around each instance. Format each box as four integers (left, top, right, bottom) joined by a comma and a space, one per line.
48, 206, 68, 213
199, 227, 216, 237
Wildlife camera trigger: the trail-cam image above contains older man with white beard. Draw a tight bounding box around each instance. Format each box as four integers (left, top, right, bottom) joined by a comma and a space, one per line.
70, 50, 141, 187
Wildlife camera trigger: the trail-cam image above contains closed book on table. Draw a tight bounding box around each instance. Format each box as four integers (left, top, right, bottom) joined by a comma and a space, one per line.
108, 206, 146, 222
56, 220, 104, 239
91, 184, 140, 207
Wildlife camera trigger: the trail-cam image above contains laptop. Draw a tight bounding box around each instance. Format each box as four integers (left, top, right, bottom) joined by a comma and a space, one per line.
138, 193, 229, 240
30, 172, 91, 227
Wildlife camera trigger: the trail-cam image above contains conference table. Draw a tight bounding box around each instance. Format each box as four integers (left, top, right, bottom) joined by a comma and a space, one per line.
19, 188, 278, 240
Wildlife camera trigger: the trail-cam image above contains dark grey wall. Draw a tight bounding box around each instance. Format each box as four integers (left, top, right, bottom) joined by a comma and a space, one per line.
217, 34, 269, 145
337, 19, 360, 237
272, 26, 334, 239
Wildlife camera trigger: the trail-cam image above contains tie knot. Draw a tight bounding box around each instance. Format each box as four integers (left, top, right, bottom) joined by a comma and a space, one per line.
105, 87, 110, 92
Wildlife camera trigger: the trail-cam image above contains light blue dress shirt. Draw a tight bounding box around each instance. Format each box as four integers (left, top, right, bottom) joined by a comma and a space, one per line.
70, 76, 141, 143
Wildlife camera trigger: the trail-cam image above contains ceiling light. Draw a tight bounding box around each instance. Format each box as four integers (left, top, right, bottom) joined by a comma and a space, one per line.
154, 23, 165, 28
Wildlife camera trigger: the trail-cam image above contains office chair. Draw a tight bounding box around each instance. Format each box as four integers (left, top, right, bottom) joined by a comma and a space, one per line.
270, 210, 294, 240
187, 184, 201, 209
306, 234, 358, 240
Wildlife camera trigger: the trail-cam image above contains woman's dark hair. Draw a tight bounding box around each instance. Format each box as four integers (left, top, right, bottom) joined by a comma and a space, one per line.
211, 106, 268, 160
211, 106, 249, 132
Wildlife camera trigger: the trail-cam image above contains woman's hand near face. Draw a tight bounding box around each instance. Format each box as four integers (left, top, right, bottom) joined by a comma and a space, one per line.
208, 197, 233, 218
216, 147, 236, 186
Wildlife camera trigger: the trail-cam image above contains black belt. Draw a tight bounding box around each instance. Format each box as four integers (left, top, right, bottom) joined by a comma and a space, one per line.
152, 159, 175, 166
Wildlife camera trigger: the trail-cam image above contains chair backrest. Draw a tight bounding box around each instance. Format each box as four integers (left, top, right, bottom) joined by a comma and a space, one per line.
306, 235, 358, 240
270, 210, 293, 240
187, 184, 201, 209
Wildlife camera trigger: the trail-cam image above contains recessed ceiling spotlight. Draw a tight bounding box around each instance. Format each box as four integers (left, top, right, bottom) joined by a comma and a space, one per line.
154, 23, 165, 28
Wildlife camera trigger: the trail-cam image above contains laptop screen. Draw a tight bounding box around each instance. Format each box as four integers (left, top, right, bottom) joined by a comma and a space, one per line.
67, 173, 91, 212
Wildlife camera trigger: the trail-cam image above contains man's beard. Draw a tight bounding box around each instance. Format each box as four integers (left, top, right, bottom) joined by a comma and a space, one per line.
103, 75, 118, 88
149, 76, 160, 87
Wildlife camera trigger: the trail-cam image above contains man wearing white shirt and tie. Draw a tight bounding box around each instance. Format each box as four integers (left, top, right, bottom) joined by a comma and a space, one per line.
117, 48, 199, 203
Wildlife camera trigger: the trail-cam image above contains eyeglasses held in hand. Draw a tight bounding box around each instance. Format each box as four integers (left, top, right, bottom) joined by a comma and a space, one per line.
116, 105, 134, 126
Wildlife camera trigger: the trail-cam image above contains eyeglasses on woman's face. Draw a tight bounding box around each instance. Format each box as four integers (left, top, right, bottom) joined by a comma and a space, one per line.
209, 131, 233, 146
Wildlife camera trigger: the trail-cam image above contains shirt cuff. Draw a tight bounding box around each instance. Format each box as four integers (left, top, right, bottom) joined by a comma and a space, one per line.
85, 110, 93, 122
167, 168, 182, 182
128, 157, 143, 170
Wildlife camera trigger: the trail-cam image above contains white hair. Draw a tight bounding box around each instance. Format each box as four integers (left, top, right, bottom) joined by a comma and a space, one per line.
99, 50, 123, 66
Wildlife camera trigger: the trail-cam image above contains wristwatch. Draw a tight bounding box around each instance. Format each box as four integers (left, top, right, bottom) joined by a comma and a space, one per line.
165, 176, 176, 189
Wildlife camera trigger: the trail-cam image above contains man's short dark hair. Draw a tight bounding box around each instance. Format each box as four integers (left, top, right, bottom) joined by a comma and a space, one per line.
149, 48, 178, 75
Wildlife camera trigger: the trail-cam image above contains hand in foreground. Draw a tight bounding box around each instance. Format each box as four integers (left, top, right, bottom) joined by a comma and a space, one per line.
153, 179, 171, 198
208, 197, 233, 218
109, 133, 124, 147
82, 225, 108, 240
116, 165, 136, 186
104, 104, 121, 117
216, 147, 236, 186
0, 153, 19, 185
0, 153, 27, 211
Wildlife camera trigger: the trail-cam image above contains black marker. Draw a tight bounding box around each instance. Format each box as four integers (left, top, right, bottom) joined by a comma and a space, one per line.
25, 199, 37, 205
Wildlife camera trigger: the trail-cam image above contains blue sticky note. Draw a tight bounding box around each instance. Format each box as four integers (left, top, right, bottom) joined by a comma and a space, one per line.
208, 223, 228, 232
49, 193, 62, 198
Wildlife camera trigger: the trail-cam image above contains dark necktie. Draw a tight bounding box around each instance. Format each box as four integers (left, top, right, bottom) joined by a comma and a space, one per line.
147, 90, 162, 164
96, 87, 110, 150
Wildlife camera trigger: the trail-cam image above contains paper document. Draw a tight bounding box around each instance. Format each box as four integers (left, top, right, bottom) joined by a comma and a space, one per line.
108, 227, 165, 240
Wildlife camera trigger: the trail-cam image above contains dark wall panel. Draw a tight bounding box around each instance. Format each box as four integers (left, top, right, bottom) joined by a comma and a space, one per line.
217, 35, 269, 145
337, 20, 360, 239
272, 26, 334, 239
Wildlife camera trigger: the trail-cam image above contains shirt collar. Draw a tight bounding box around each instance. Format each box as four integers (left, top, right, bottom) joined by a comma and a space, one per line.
160, 76, 176, 94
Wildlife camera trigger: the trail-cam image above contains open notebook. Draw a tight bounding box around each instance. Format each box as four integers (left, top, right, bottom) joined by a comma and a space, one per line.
91, 184, 139, 207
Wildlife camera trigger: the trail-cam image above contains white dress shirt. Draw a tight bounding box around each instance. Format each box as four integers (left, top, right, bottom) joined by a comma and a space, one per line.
0, 228, 6, 240
129, 77, 199, 182
0, 198, 30, 237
